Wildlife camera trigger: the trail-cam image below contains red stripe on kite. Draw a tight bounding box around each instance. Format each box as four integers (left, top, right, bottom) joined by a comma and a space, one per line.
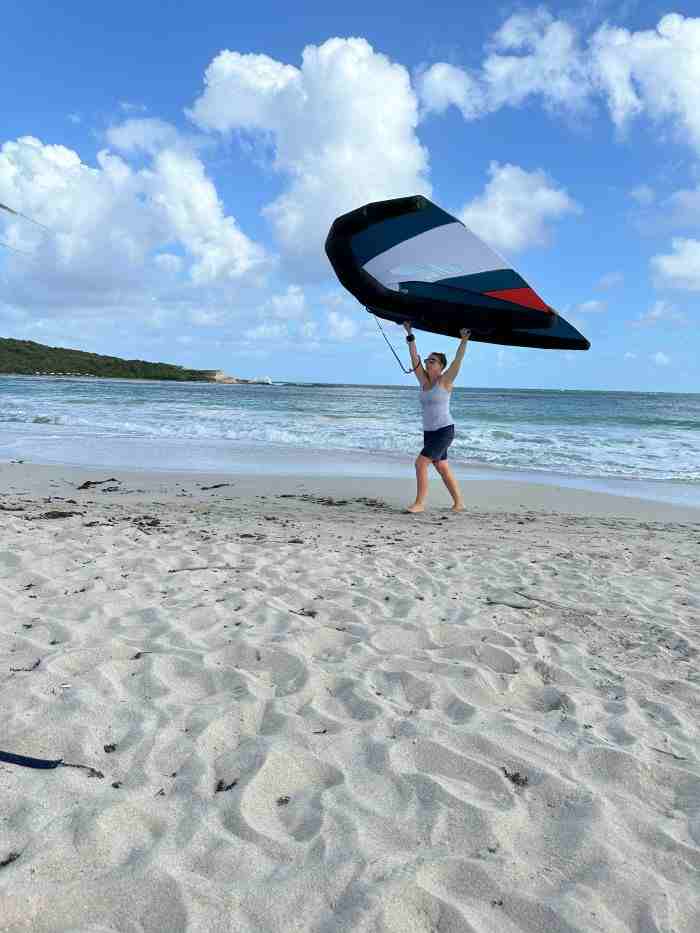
484, 288, 550, 312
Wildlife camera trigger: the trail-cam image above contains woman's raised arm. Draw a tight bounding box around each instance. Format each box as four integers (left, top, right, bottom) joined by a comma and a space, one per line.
404, 322, 428, 386
442, 329, 471, 388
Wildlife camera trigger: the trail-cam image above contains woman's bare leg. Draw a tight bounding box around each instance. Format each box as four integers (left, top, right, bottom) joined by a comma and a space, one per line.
434, 460, 464, 511
407, 455, 431, 512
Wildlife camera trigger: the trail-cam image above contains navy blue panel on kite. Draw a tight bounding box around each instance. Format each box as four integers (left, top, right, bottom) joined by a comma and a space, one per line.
325, 195, 590, 351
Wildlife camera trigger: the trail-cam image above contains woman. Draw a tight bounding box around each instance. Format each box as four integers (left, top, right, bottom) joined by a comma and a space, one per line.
403, 321, 470, 513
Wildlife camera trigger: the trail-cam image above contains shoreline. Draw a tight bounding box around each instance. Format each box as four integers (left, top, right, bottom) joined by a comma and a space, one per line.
2, 459, 700, 523
4, 378, 699, 507
0, 372, 267, 385
4, 372, 700, 393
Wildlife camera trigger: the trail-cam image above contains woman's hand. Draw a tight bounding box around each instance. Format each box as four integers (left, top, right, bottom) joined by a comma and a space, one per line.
459, 328, 471, 340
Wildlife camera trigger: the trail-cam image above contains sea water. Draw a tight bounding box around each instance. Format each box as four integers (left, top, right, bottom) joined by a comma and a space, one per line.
1, 375, 699, 504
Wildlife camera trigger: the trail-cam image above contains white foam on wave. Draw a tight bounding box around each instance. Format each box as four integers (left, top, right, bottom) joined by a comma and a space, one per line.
2, 378, 699, 485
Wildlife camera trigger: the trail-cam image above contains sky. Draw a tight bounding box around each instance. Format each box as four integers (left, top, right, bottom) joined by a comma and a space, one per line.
2, 1, 700, 391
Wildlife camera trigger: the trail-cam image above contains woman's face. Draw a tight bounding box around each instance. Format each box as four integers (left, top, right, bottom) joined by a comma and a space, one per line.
425, 355, 443, 376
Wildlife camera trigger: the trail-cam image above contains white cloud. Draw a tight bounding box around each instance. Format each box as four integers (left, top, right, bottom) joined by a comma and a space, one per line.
632, 299, 686, 326
300, 319, 318, 340
189, 308, 225, 327
419, 8, 590, 120
576, 299, 606, 313
590, 14, 700, 153
149, 146, 267, 285
154, 252, 183, 275
416, 63, 486, 120
495, 347, 520, 369
297, 319, 321, 352
0, 301, 27, 323
624, 352, 636, 359
653, 351, 670, 366
629, 184, 655, 206
327, 310, 359, 340
188, 38, 430, 274
651, 238, 700, 290
459, 161, 580, 252
187, 51, 299, 132
1, 137, 159, 310
665, 186, 700, 226
263, 284, 307, 320
242, 295, 319, 345
244, 321, 289, 342
419, 12, 700, 163
596, 271, 624, 289
106, 118, 180, 155
0, 133, 268, 320
119, 101, 148, 114
484, 8, 590, 114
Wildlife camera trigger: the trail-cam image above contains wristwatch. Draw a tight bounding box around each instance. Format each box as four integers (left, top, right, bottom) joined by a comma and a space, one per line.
406, 334, 415, 343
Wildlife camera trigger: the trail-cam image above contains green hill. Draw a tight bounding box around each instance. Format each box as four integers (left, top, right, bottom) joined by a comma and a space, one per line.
0, 337, 215, 381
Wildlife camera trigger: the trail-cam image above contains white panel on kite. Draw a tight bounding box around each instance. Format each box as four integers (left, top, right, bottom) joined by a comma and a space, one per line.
362, 222, 508, 289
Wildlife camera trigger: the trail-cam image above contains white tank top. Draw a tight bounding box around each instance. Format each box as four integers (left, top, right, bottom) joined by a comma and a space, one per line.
420, 383, 453, 431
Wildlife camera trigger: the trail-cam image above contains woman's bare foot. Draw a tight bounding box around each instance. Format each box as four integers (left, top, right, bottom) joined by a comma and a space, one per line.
451, 500, 464, 512
406, 502, 425, 513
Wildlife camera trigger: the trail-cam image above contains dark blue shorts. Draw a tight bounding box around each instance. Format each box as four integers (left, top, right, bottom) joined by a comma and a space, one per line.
421, 423, 455, 461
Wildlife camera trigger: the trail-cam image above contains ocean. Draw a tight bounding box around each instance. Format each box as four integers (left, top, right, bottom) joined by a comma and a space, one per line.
2, 375, 699, 504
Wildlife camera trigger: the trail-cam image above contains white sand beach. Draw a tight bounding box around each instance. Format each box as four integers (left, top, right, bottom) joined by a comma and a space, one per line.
1, 461, 699, 932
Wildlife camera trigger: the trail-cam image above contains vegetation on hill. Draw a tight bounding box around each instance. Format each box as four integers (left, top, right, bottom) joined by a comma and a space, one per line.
0, 337, 214, 381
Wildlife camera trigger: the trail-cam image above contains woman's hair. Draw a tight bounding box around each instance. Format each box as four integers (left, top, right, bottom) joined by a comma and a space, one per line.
432, 352, 447, 370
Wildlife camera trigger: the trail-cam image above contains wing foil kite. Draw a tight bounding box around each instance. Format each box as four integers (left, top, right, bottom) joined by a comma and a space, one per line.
325, 195, 589, 350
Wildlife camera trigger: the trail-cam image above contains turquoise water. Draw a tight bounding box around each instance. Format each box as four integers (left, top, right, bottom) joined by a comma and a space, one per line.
1, 375, 699, 494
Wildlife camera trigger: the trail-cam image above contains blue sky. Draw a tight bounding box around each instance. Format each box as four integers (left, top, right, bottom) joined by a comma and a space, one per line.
2, 1, 699, 390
